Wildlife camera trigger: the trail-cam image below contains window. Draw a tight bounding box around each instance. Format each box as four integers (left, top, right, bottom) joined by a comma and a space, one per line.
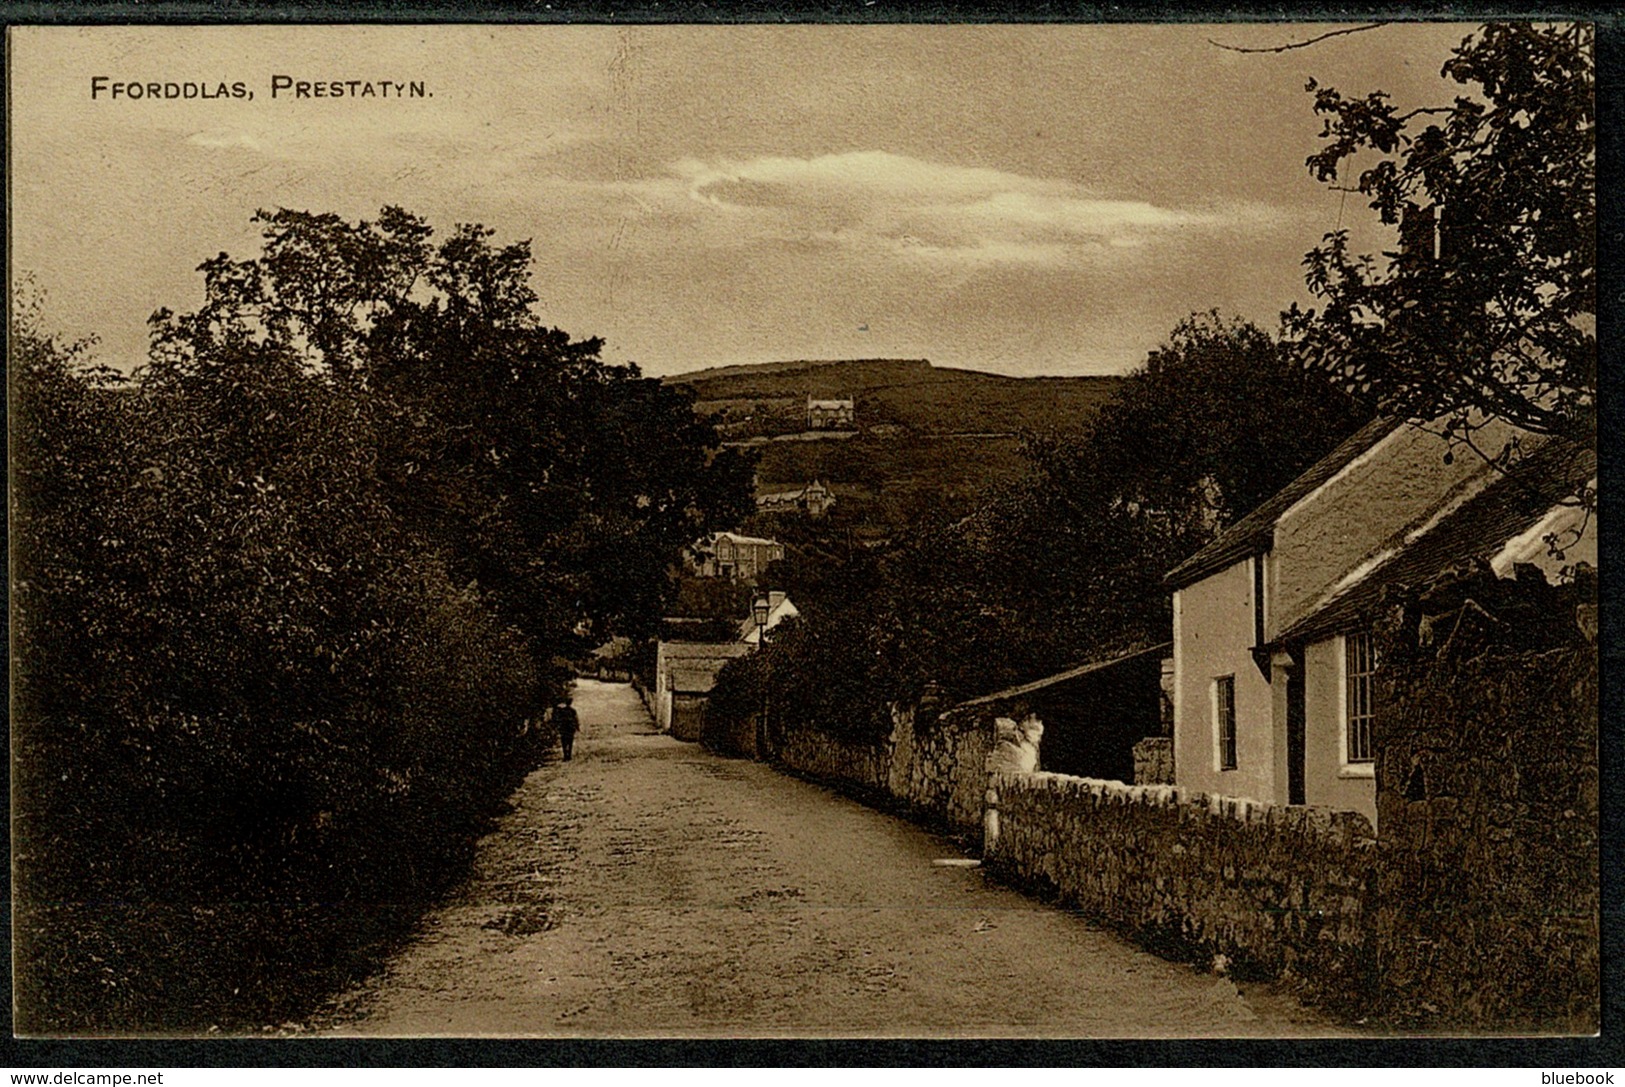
1344, 631, 1376, 764
1215, 675, 1237, 771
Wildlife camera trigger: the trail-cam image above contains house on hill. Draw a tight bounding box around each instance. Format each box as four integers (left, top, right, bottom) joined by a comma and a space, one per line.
806, 395, 856, 430
755, 479, 836, 518
687, 532, 785, 582
1164, 416, 1595, 825
737, 591, 798, 645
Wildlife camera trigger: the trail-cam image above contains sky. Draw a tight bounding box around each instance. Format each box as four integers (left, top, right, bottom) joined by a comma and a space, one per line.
9, 22, 1479, 377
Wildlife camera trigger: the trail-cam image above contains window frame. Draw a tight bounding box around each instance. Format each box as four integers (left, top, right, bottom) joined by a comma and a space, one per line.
1339, 631, 1377, 776
1213, 674, 1237, 772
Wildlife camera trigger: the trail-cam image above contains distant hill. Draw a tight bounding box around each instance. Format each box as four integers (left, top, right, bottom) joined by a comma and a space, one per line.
669, 357, 1121, 439
667, 358, 1125, 539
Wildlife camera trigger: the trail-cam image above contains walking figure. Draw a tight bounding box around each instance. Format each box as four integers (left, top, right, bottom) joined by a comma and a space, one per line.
554, 698, 580, 761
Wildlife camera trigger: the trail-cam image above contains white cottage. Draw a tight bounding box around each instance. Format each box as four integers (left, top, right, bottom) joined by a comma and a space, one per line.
1164, 417, 1594, 825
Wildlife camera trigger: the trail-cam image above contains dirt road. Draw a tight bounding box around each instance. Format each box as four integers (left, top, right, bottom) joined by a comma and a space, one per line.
322, 680, 1346, 1038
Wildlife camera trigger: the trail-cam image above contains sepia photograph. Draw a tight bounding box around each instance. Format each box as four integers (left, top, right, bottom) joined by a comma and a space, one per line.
7, 17, 1599, 1045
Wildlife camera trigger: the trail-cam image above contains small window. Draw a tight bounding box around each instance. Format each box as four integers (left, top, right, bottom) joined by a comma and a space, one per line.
1215, 675, 1237, 771
1345, 631, 1376, 764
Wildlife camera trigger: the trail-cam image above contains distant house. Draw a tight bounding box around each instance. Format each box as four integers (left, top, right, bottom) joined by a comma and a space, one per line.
1164, 417, 1595, 825
755, 479, 836, 518
806, 396, 856, 430
737, 591, 799, 645
653, 640, 753, 740
688, 532, 785, 581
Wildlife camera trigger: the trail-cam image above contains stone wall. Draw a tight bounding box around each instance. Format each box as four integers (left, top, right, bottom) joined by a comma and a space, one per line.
774, 699, 994, 839
1132, 736, 1174, 785
981, 642, 1598, 1030
888, 702, 996, 837
702, 709, 759, 759
773, 724, 891, 798
1372, 645, 1598, 1032
984, 772, 1376, 1005
670, 696, 706, 742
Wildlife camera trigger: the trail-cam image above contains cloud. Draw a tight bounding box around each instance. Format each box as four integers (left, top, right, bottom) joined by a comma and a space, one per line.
652, 150, 1263, 268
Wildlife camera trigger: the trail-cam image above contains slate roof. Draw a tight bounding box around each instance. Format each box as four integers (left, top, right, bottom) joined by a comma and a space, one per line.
1163, 416, 1401, 592
714, 531, 783, 548
660, 640, 752, 694
1275, 438, 1595, 646
954, 642, 1172, 709
659, 640, 753, 662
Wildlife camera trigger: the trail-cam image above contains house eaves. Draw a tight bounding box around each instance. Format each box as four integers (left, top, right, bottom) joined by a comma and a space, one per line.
953, 642, 1172, 710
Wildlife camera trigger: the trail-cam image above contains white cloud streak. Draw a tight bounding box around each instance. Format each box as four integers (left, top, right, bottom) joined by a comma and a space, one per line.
641, 150, 1267, 268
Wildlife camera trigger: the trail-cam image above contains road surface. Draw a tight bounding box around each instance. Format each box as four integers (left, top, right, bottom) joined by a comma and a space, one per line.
321, 679, 1346, 1038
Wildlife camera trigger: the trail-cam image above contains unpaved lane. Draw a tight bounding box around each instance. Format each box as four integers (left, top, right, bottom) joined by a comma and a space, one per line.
323, 680, 1346, 1038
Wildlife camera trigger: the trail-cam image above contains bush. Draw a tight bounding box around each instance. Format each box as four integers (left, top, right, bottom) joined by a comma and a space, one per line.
11, 208, 750, 1033
10, 313, 551, 1032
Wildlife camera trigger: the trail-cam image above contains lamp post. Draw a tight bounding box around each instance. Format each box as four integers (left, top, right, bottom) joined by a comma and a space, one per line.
752, 593, 771, 758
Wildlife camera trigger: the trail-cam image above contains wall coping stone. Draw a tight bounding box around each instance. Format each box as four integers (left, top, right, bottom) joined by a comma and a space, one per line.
991, 769, 1375, 845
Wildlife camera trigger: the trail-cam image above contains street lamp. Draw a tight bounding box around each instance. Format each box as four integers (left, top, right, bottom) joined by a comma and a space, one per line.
752, 594, 771, 648
752, 593, 771, 758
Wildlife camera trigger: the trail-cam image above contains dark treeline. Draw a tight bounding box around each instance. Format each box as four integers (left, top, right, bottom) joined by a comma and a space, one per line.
709, 313, 1373, 745
11, 208, 754, 1033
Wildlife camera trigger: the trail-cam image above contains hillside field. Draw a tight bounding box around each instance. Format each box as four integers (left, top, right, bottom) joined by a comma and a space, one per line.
667, 358, 1124, 537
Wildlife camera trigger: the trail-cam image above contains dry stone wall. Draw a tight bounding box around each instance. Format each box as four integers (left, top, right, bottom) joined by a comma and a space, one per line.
1372, 645, 1598, 1032
888, 704, 997, 836
1132, 736, 1174, 785
766, 636, 1597, 1030
984, 772, 1376, 1004
774, 700, 994, 839
773, 724, 891, 798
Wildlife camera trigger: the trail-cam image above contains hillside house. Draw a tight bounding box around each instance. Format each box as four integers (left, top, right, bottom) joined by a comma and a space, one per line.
688, 532, 785, 582
653, 640, 753, 740
755, 480, 836, 518
806, 396, 856, 430
1164, 417, 1595, 825
737, 591, 799, 645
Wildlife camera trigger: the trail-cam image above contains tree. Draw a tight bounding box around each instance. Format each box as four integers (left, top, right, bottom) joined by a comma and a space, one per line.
12, 207, 754, 1031
951, 312, 1372, 681
152, 207, 756, 650
1284, 23, 1595, 455
722, 313, 1371, 732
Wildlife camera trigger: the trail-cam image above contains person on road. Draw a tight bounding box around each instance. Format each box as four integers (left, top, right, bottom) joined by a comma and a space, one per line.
553, 698, 580, 761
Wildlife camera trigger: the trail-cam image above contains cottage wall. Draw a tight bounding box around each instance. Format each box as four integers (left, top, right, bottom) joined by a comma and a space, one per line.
1173, 559, 1276, 803
1268, 420, 1520, 636
1301, 637, 1376, 821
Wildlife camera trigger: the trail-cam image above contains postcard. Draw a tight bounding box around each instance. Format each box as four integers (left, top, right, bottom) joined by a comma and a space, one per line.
8, 20, 1598, 1042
